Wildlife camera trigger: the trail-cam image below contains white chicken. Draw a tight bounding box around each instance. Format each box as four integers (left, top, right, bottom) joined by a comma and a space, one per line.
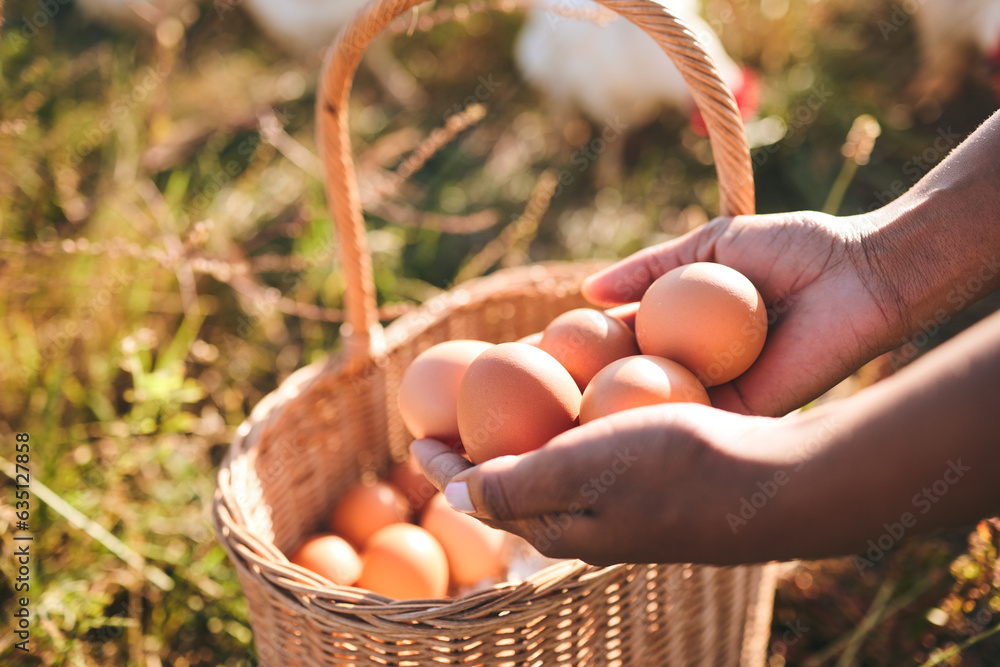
237, 0, 427, 107
238, 0, 371, 57
909, 0, 1000, 106
514, 0, 758, 134
76, 0, 423, 107
75, 0, 371, 53
75, 0, 189, 31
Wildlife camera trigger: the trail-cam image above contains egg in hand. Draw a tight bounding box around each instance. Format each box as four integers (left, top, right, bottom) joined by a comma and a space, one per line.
580, 355, 710, 423
636, 262, 766, 386
458, 343, 581, 463
539, 308, 639, 390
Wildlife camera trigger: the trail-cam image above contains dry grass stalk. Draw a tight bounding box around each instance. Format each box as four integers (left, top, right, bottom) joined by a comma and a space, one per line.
0, 455, 174, 592
455, 169, 557, 282
257, 106, 324, 180
367, 102, 488, 205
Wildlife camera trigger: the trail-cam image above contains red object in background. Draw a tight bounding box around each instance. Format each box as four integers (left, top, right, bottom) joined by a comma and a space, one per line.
689, 68, 760, 137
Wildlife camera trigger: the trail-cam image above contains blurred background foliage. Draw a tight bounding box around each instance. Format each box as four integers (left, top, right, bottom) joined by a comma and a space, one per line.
1, 0, 999, 664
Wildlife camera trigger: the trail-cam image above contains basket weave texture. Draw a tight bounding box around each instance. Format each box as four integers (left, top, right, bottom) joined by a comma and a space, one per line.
213, 0, 778, 664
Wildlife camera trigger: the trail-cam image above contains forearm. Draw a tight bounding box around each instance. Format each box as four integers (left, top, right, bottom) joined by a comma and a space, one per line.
767, 309, 1000, 561
865, 110, 1000, 340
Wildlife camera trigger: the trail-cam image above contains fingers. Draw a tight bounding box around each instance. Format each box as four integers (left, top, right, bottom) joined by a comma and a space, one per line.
407, 437, 584, 521
412, 420, 621, 521
581, 245, 674, 306
581, 221, 725, 306
408, 435, 604, 556
408, 435, 591, 520
449, 452, 590, 521
445, 416, 640, 522
409, 408, 713, 563
409, 439, 473, 493
450, 450, 613, 560
505, 510, 607, 562
603, 302, 638, 330
707, 382, 755, 415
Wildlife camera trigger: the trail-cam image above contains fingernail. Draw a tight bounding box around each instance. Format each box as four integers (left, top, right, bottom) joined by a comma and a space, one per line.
444, 481, 475, 514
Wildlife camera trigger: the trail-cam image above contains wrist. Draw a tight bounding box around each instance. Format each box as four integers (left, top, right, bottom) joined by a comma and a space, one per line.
735, 412, 857, 561
859, 114, 1000, 348
782, 312, 1000, 560
853, 191, 1000, 351
705, 413, 848, 563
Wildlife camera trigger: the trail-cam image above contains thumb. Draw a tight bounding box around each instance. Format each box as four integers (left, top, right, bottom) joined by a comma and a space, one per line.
408, 438, 583, 520
442, 421, 625, 521
581, 219, 727, 306
444, 453, 582, 522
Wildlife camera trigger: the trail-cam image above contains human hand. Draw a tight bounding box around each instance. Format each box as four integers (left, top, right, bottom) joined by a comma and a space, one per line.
411, 404, 791, 566
412, 309, 1000, 567
407, 115, 1000, 567
583, 211, 908, 416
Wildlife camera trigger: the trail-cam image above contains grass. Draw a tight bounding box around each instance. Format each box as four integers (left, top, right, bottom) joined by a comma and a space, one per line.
1, 0, 999, 664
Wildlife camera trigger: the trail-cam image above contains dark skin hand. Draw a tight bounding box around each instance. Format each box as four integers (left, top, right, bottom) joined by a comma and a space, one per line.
582, 112, 1000, 418
414, 309, 1000, 565
413, 110, 1000, 565
583, 210, 896, 417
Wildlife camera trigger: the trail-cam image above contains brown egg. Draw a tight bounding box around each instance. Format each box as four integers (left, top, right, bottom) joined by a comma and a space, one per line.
357, 524, 449, 600
636, 262, 767, 386
421, 494, 506, 587
329, 482, 412, 548
604, 302, 640, 332
398, 340, 493, 441
458, 343, 581, 464
539, 308, 640, 390
388, 458, 438, 515
289, 534, 362, 585
580, 356, 711, 423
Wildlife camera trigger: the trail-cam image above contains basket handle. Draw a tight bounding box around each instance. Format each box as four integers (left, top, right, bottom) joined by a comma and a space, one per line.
317, 0, 756, 366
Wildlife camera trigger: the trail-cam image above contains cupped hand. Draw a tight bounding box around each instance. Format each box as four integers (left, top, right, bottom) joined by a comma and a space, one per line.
411, 405, 793, 566
585, 211, 907, 416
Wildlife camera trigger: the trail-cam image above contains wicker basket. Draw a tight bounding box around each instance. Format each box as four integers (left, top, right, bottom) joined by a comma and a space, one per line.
213, 0, 778, 664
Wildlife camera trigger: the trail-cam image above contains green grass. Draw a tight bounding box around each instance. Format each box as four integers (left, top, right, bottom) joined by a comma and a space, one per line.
1, 0, 999, 664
